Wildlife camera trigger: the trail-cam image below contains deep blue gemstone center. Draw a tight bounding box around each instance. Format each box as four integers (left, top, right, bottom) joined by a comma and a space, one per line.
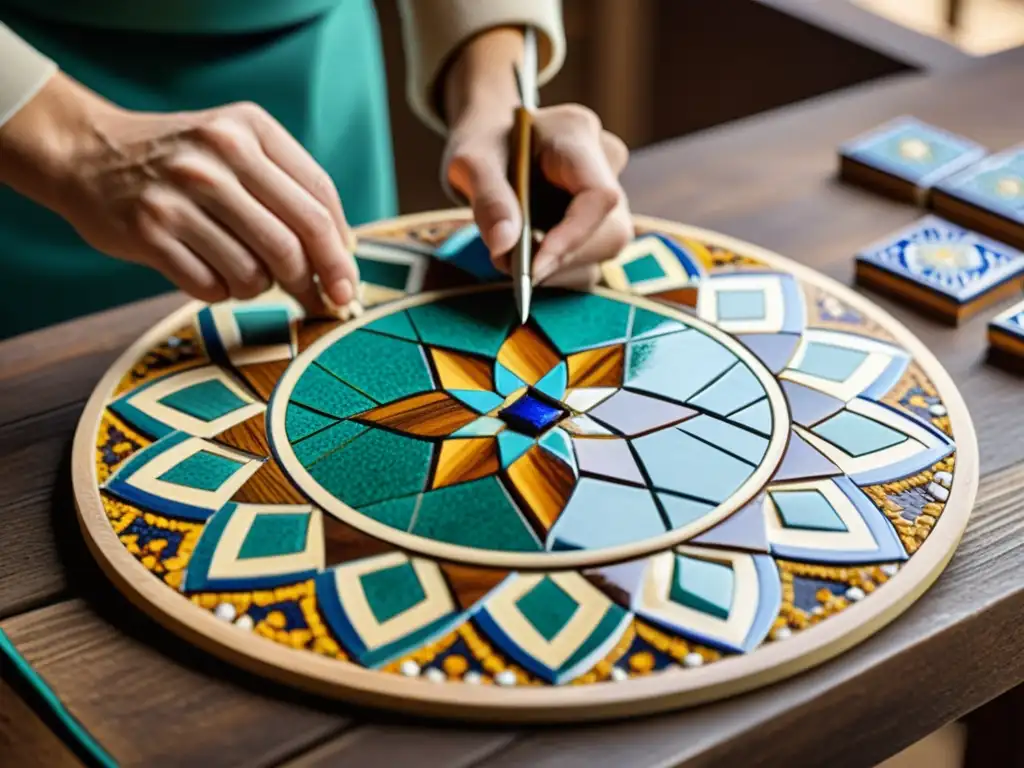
498, 392, 565, 436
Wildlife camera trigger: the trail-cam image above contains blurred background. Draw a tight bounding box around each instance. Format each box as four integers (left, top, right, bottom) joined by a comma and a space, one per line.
375, 0, 1024, 214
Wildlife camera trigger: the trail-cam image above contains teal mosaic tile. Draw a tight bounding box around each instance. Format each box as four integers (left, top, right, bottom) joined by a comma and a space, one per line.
285, 402, 339, 442
515, 576, 579, 641
363, 311, 419, 342
530, 291, 632, 354
812, 410, 909, 457
671, 554, 734, 620
538, 428, 575, 472
771, 489, 847, 532
157, 450, 246, 491
498, 430, 535, 467
158, 379, 247, 422
495, 362, 526, 396
408, 294, 517, 357
235, 306, 292, 347
356, 255, 411, 290
290, 364, 376, 418
238, 512, 310, 559
623, 253, 666, 284
449, 389, 505, 414
360, 561, 426, 623
358, 494, 419, 531
308, 428, 432, 508
293, 420, 367, 467
534, 361, 568, 401
411, 477, 542, 552
315, 330, 434, 405
630, 308, 686, 340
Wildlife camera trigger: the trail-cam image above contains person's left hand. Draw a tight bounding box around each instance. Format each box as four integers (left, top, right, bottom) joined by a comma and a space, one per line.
441, 31, 632, 288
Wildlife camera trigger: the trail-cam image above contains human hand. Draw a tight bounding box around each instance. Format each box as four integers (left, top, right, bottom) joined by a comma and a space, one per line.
442, 30, 632, 288
0, 73, 357, 313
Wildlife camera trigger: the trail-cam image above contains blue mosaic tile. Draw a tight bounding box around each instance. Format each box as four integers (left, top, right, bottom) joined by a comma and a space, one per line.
934, 144, 1024, 222
499, 393, 565, 436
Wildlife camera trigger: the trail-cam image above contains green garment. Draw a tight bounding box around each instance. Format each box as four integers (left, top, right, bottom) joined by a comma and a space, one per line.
0, 0, 398, 340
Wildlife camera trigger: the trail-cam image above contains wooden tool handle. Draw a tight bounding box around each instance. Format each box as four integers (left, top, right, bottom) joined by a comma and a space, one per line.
510, 106, 533, 217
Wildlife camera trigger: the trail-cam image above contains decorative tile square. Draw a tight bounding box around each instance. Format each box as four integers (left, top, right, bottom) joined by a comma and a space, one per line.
987, 298, 1024, 360
855, 215, 1024, 321
934, 144, 1024, 223
839, 116, 985, 188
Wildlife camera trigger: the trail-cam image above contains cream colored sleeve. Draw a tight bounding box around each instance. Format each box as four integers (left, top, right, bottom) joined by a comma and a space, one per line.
0, 23, 57, 128
396, 0, 566, 135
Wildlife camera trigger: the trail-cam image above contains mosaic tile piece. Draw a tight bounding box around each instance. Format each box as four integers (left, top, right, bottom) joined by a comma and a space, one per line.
574, 437, 645, 485
499, 393, 565, 437
735, 333, 802, 374
315, 330, 435, 405
290, 364, 376, 419
780, 380, 845, 428
765, 476, 908, 564
315, 553, 462, 668
411, 477, 542, 552
772, 431, 842, 482
496, 325, 560, 385
430, 347, 494, 391
626, 330, 739, 404
538, 428, 577, 474
451, 416, 506, 438
354, 391, 477, 438
656, 493, 716, 529
359, 495, 420, 531
602, 233, 703, 296
103, 432, 262, 521
812, 410, 909, 457
686, 363, 765, 417
796, 399, 954, 485
589, 390, 697, 437
630, 308, 687, 340
566, 344, 624, 388
534, 362, 568, 402
561, 415, 615, 437
988, 298, 1024, 358
547, 478, 665, 551
727, 398, 773, 436
839, 116, 986, 186
308, 429, 432, 508
677, 415, 769, 465
505, 444, 576, 531
531, 291, 632, 354
198, 298, 297, 367
934, 145, 1024, 223
781, 329, 909, 403
435, 224, 504, 281
472, 572, 632, 684
355, 241, 429, 294
364, 311, 419, 342
596, 548, 781, 653
633, 427, 755, 504
408, 294, 517, 358
184, 503, 323, 592
292, 421, 366, 466
690, 494, 770, 553
697, 272, 804, 335
497, 430, 536, 467
494, 362, 527, 397
439, 563, 512, 610
432, 438, 500, 489
448, 389, 505, 414
109, 365, 263, 439
672, 553, 735, 620
285, 402, 338, 443
562, 387, 616, 413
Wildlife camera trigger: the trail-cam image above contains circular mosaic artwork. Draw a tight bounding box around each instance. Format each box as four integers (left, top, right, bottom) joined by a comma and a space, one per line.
74, 211, 978, 722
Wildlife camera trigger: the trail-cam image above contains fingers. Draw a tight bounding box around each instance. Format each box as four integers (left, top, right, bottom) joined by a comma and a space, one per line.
538, 263, 600, 290
446, 143, 520, 270
533, 195, 633, 285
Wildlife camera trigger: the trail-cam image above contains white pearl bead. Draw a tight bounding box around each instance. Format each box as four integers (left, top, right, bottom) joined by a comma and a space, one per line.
463, 671, 483, 685
682, 652, 704, 668
933, 471, 953, 488
929, 403, 947, 417
845, 586, 866, 602
234, 614, 254, 631
610, 666, 628, 682
881, 564, 899, 577
495, 670, 518, 687
214, 603, 237, 622
423, 667, 446, 683
927, 482, 950, 502
773, 626, 792, 640
399, 660, 420, 677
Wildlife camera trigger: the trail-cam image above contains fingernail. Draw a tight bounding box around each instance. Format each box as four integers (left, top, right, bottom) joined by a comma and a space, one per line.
489, 219, 519, 254
532, 256, 559, 285
330, 278, 353, 307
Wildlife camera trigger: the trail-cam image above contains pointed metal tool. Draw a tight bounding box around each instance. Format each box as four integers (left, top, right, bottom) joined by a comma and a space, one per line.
511, 26, 539, 324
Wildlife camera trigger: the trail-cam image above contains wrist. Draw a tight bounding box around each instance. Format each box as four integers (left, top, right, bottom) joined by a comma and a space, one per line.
442, 27, 524, 130
0, 72, 114, 211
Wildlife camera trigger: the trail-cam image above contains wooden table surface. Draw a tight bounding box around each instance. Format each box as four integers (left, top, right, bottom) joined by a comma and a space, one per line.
3, 47, 1024, 768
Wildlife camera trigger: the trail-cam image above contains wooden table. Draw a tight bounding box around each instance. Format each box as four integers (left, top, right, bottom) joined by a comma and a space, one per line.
3, 47, 1024, 768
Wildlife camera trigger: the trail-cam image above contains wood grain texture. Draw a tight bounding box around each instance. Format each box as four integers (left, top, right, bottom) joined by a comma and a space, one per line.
0, 600, 349, 767
355, 391, 478, 437
0, 679, 83, 768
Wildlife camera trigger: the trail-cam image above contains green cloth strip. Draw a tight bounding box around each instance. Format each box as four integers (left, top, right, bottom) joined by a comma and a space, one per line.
0, 628, 117, 768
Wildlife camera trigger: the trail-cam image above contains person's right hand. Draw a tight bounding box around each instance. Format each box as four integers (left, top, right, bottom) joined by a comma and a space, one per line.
0, 73, 358, 313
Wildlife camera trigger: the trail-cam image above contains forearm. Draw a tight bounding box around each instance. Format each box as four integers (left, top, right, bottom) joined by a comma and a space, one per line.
442, 28, 523, 129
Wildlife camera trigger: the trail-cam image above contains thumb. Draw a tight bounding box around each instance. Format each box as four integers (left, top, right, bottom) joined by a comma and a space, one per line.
447, 151, 521, 269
